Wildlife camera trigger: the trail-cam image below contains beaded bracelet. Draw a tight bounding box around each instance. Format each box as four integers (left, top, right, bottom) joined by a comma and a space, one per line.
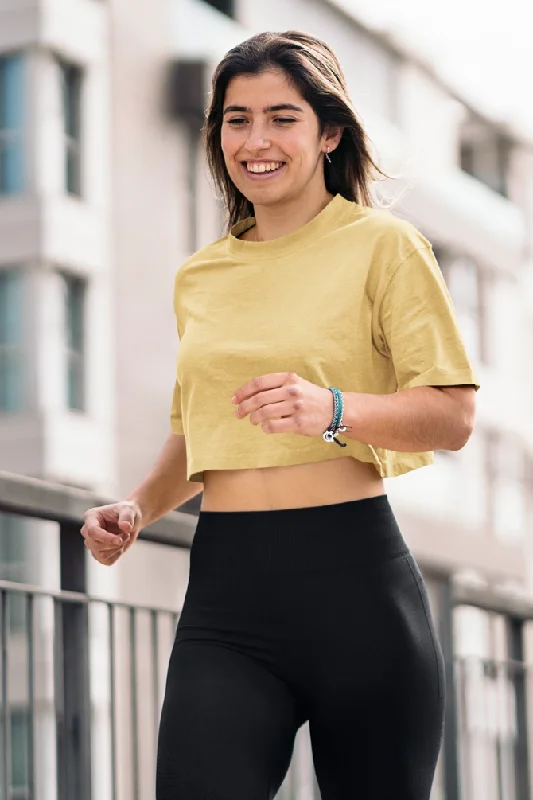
322, 387, 352, 447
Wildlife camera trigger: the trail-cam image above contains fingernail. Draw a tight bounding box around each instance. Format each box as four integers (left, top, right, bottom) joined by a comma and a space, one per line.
231, 396, 237, 404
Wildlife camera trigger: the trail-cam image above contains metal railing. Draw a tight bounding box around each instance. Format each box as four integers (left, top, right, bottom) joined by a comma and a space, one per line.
0, 578, 181, 800
0, 472, 313, 800
455, 654, 531, 800
1, 470, 533, 800
0, 578, 312, 800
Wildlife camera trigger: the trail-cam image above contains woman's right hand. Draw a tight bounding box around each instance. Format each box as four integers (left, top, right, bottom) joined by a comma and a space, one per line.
81, 500, 143, 566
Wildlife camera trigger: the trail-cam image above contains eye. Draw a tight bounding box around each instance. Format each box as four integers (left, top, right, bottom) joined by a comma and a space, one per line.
227, 117, 248, 126
274, 117, 296, 125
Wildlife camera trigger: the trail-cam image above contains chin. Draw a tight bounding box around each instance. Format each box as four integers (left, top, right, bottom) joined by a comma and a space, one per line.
243, 185, 293, 208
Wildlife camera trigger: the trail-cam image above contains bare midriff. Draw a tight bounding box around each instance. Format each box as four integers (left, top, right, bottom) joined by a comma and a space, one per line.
200, 456, 385, 512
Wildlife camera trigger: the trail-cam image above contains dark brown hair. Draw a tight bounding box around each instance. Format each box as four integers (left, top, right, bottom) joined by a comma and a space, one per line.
203, 30, 387, 229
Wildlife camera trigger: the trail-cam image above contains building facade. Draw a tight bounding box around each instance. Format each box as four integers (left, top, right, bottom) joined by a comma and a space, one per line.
1, 0, 533, 798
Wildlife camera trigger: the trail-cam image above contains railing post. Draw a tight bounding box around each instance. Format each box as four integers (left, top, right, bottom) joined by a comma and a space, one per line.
57, 521, 92, 800
508, 617, 531, 800
439, 576, 461, 800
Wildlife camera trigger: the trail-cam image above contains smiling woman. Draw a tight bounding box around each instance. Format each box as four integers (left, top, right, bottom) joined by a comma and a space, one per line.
82, 29, 479, 800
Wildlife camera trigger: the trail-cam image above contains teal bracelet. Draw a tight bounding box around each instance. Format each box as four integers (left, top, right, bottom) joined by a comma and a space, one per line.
323, 387, 351, 447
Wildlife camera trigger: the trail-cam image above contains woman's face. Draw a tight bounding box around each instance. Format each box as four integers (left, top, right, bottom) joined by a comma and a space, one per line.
220, 69, 330, 208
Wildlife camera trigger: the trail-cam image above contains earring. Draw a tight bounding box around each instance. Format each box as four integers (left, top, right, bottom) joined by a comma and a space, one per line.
325, 147, 332, 164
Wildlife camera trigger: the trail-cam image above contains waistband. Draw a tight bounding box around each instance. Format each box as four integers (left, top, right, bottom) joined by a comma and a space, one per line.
192, 494, 408, 573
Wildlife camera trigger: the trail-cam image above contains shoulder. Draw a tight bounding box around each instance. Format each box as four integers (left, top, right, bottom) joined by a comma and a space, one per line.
341, 202, 437, 307
173, 234, 230, 288
342, 200, 432, 267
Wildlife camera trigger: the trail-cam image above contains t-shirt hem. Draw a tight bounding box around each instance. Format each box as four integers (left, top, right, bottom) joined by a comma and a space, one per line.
186, 446, 435, 483
401, 369, 480, 392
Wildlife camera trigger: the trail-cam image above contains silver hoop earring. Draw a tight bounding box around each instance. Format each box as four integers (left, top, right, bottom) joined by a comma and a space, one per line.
325, 148, 332, 164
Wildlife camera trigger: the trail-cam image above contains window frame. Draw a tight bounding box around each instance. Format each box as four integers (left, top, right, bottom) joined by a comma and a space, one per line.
60, 271, 87, 413
0, 52, 25, 196
203, 0, 235, 17
486, 429, 527, 542
58, 58, 83, 197
0, 267, 25, 413
434, 247, 489, 367
459, 114, 512, 198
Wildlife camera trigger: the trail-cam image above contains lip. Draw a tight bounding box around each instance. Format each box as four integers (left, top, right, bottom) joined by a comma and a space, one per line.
240, 161, 287, 180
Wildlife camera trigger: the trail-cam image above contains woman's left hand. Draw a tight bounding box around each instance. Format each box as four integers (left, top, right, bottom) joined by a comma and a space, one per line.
232, 372, 334, 437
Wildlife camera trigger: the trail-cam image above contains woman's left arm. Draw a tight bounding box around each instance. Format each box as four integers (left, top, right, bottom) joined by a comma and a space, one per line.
341, 384, 476, 453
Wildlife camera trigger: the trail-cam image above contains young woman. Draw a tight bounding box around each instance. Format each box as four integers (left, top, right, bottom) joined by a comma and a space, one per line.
82, 31, 479, 800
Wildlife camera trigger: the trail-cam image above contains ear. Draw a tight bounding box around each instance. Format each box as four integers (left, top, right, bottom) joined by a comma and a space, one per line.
322, 126, 343, 155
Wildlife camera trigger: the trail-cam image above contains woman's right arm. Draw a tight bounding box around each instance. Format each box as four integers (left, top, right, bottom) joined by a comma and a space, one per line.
81, 433, 202, 565
125, 432, 201, 527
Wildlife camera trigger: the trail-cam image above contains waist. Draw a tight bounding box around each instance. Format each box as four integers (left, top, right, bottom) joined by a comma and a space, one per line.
201, 455, 384, 512
192, 494, 407, 575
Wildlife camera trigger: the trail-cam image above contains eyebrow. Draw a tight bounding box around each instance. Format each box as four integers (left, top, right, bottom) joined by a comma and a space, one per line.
223, 103, 304, 115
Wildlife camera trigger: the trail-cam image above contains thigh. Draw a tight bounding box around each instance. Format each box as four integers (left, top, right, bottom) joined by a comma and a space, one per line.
308, 553, 445, 800
156, 640, 302, 800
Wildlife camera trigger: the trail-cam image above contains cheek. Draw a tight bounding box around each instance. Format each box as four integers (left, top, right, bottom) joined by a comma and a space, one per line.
220, 128, 241, 161
285, 130, 318, 163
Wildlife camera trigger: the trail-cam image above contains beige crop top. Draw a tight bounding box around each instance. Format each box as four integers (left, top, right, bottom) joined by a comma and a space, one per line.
170, 193, 479, 482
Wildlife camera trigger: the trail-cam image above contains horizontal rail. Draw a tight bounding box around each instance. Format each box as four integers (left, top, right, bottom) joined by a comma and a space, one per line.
0, 577, 181, 616
0, 469, 196, 548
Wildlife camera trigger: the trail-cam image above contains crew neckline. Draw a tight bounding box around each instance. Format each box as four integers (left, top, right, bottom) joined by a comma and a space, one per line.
227, 193, 353, 260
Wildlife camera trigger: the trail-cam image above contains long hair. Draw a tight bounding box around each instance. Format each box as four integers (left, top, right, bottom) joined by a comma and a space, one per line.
203, 30, 387, 229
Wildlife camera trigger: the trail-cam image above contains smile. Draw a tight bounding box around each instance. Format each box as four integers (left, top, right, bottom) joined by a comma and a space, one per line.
243, 161, 286, 178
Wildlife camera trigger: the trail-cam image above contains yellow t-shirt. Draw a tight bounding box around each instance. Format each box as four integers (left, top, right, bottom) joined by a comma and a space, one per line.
171, 193, 479, 483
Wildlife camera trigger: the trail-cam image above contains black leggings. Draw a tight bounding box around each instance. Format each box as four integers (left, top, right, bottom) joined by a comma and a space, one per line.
156, 494, 445, 799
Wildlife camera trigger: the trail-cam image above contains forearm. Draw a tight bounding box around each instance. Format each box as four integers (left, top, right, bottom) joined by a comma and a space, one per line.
341, 386, 471, 452
125, 433, 203, 528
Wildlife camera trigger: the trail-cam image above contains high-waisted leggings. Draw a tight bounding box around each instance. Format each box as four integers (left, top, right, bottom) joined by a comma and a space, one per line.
156, 494, 445, 799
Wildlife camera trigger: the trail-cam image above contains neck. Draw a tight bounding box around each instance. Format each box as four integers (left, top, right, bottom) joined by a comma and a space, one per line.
251, 186, 334, 242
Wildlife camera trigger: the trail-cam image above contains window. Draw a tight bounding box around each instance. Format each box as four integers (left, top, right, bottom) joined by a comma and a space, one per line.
0, 512, 27, 632
460, 115, 511, 197
0, 269, 24, 412
61, 273, 86, 411
486, 431, 527, 543
203, 0, 235, 17
348, 32, 400, 122
439, 253, 486, 364
455, 606, 523, 800
11, 708, 30, 798
59, 60, 82, 196
0, 53, 24, 196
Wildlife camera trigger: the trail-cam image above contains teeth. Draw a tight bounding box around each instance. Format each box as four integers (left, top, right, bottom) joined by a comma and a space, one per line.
246, 162, 283, 173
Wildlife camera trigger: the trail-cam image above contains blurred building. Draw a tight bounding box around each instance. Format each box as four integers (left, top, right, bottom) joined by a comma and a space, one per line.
1, 0, 533, 798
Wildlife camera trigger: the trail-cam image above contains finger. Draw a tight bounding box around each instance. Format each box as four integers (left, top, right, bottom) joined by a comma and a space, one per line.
242, 385, 302, 419
85, 519, 123, 546
232, 373, 295, 406
84, 537, 121, 559
102, 548, 123, 566
259, 415, 296, 435
91, 547, 123, 566
248, 400, 293, 426
118, 504, 136, 535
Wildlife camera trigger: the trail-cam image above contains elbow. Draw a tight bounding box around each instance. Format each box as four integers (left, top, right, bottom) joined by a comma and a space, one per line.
438, 386, 477, 451
448, 429, 473, 451
448, 416, 476, 451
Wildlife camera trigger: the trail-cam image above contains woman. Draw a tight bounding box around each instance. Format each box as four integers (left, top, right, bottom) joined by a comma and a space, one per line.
82, 31, 479, 800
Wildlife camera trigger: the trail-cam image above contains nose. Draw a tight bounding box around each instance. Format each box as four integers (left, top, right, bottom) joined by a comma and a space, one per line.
245, 121, 271, 154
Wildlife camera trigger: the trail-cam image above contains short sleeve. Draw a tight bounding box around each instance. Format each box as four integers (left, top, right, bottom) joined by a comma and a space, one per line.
378, 245, 480, 391
170, 275, 185, 435
170, 377, 184, 435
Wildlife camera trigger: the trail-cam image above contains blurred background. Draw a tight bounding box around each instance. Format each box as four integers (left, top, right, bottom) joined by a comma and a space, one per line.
1, 0, 533, 798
